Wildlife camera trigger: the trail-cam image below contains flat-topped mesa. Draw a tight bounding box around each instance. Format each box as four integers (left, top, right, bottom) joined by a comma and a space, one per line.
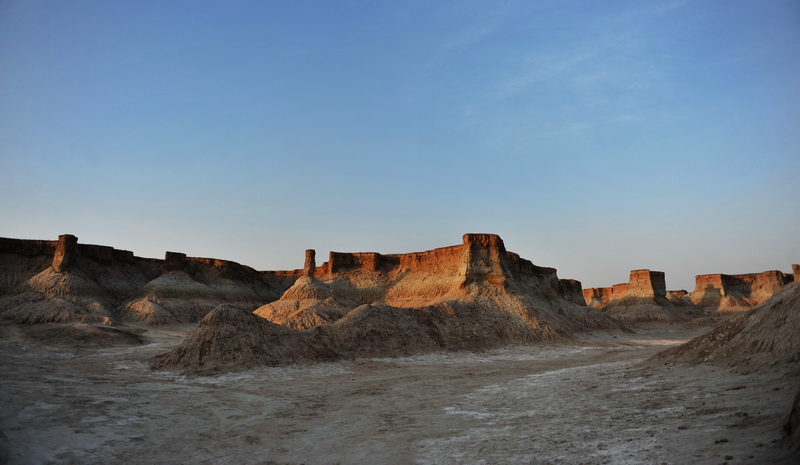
52, 234, 79, 272
691, 268, 795, 309
583, 287, 612, 308
558, 279, 586, 306
627, 269, 666, 299
303, 249, 316, 277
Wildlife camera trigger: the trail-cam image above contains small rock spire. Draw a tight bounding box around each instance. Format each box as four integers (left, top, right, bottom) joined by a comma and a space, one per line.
304, 249, 316, 277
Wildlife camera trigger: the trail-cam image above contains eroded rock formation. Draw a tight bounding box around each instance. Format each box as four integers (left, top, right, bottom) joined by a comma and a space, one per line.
157, 234, 625, 372
690, 268, 796, 312
584, 270, 703, 324
652, 282, 800, 369
0, 235, 281, 325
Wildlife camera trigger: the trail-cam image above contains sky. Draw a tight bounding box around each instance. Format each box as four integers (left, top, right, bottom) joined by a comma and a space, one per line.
1, 0, 798, 291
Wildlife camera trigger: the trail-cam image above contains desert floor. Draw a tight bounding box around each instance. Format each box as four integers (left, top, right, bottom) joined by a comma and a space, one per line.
1, 323, 797, 465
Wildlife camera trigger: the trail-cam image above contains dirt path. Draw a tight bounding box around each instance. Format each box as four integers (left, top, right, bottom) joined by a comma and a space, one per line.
1, 324, 797, 464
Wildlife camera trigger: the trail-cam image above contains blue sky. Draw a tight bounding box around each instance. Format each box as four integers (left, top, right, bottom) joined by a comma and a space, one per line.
1, 0, 798, 290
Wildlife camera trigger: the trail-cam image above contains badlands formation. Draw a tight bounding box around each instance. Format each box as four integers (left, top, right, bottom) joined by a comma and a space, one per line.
1, 233, 798, 464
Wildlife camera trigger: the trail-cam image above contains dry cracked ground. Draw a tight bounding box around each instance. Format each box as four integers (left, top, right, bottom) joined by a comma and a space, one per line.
1, 323, 797, 465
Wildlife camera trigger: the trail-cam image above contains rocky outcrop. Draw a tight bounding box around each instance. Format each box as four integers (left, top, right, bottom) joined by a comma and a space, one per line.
690, 268, 796, 312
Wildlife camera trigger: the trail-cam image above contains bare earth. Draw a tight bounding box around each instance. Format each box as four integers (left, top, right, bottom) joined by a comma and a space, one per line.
1, 323, 796, 465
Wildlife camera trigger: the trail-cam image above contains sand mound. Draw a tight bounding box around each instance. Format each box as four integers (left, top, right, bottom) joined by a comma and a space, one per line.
152, 304, 337, 372
154, 301, 537, 374
650, 282, 800, 369
0, 268, 114, 324
156, 295, 620, 374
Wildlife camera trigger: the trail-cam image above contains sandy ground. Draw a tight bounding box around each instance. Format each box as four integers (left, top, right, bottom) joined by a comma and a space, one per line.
1, 323, 797, 465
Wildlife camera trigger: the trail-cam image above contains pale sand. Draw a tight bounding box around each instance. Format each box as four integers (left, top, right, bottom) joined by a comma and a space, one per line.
1, 324, 796, 464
